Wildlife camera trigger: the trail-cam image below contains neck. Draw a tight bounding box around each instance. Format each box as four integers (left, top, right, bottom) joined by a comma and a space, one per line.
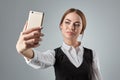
64, 39, 81, 48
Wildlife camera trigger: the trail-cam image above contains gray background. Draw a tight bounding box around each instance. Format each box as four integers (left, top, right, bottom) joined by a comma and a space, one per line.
0, 0, 120, 80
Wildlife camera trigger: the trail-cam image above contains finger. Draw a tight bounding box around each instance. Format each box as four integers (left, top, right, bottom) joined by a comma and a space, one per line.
40, 33, 44, 37
25, 38, 41, 45
24, 39, 41, 48
23, 27, 42, 34
33, 43, 40, 48
22, 31, 44, 40
24, 39, 34, 46
34, 38, 41, 43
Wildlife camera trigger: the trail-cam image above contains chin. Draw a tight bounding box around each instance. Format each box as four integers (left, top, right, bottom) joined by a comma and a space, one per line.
66, 36, 76, 40
63, 34, 76, 40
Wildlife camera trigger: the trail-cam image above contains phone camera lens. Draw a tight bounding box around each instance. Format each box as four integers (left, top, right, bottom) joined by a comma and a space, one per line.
32, 11, 34, 13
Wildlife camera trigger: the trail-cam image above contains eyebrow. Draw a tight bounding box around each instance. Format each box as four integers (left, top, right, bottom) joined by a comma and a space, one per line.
65, 19, 71, 22
65, 19, 81, 23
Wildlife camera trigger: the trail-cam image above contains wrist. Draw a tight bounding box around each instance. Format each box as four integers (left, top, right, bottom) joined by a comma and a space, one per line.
22, 49, 34, 59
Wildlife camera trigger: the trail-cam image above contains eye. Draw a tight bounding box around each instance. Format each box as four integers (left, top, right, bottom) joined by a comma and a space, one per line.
74, 23, 80, 27
65, 21, 70, 25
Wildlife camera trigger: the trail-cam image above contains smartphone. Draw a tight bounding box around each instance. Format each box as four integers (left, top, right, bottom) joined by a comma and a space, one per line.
27, 10, 44, 29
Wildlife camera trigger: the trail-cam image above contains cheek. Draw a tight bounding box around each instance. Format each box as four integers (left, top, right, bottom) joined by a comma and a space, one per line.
79, 26, 83, 34
60, 24, 64, 30
60, 25, 67, 31
76, 27, 82, 33
60, 26, 65, 33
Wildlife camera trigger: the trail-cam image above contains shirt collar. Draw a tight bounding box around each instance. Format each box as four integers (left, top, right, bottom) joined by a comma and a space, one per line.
62, 42, 84, 52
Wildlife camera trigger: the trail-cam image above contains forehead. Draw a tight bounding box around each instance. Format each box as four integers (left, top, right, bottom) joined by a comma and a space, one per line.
64, 12, 82, 22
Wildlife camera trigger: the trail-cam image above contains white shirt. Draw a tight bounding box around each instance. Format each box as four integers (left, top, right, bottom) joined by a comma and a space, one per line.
24, 42, 102, 80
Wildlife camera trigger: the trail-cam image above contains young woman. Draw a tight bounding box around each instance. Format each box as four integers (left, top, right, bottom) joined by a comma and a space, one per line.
16, 8, 102, 80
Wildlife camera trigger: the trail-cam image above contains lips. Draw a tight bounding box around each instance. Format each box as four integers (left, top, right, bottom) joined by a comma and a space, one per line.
66, 31, 74, 35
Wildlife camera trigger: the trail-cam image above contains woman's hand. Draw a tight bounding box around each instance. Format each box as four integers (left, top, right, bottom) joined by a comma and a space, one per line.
16, 22, 44, 59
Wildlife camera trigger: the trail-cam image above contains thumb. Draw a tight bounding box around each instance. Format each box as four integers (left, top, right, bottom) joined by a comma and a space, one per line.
23, 21, 28, 32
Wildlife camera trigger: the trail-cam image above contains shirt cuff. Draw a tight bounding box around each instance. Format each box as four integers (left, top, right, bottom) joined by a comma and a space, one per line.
24, 49, 41, 69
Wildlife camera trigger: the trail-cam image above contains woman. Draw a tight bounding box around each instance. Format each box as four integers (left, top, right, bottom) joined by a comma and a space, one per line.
16, 8, 102, 80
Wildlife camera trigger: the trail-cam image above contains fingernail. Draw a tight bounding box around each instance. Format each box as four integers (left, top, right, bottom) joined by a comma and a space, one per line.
40, 27, 43, 29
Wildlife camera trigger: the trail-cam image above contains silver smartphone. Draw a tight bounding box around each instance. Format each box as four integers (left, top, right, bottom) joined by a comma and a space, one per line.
27, 10, 44, 29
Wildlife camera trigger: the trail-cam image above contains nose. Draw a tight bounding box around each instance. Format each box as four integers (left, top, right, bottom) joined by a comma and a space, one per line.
69, 24, 75, 30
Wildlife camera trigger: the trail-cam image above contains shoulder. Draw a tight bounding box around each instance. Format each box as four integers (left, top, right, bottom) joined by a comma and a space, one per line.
83, 47, 96, 55
83, 47, 97, 61
83, 47, 93, 53
54, 47, 61, 51
54, 47, 61, 54
54, 47, 64, 58
83, 47, 95, 62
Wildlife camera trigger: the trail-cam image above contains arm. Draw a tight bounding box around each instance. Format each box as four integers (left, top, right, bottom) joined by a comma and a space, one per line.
24, 49, 55, 69
92, 50, 102, 80
16, 22, 55, 69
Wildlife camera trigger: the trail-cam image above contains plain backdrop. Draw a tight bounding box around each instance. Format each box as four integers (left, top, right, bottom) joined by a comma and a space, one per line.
0, 0, 120, 80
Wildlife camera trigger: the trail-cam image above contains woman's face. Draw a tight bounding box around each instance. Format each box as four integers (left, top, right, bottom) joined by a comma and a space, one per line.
60, 12, 83, 41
